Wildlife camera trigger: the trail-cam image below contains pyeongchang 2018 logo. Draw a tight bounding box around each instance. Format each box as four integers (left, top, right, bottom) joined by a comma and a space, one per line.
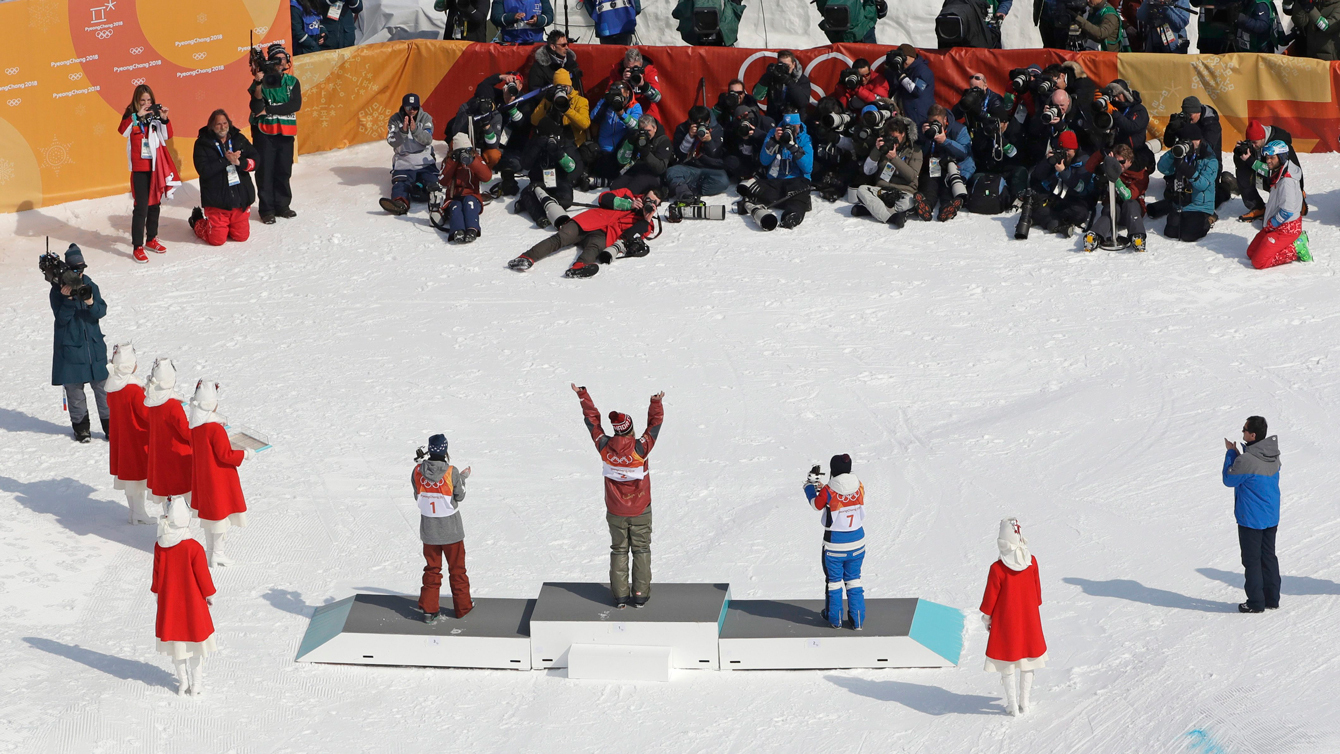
86, 1, 123, 38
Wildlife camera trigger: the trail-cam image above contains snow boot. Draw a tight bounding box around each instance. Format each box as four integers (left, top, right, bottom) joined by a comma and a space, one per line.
563, 262, 599, 279
128, 487, 154, 525
463, 228, 480, 243
72, 416, 91, 443
937, 197, 963, 222
188, 207, 204, 233
276, 208, 296, 219
743, 201, 778, 231
448, 230, 462, 243
613, 596, 629, 609
1018, 670, 1034, 715
206, 530, 231, 568
1131, 234, 1147, 252
499, 171, 520, 197
1002, 672, 1019, 716
913, 192, 934, 221
423, 609, 445, 624
507, 256, 533, 272
188, 656, 204, 696
1238, 602, 1264, 613
779, 211, 804, 229
1238, 207, 1264, 223
1295, 231, 1312, 262
1055, 223, 1074, 238
175, 660, 191, 696
889, 211, 908, 229
850, 203, 871, 217
631, 594, 649, 608
380, 197, 409, 215
101, 417, 110, 441
260, 214, 276, 225
1083, 231, 1099, 253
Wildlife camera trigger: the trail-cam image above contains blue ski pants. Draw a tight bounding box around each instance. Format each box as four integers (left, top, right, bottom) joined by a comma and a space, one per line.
446, 196, 483, 234
822, 546, 865, 628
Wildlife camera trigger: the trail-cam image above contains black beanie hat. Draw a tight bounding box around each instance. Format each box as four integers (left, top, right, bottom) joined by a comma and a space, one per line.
830, 454, 852, 477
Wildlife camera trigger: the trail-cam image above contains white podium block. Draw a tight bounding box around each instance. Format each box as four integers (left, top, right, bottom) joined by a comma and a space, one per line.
295, 594, 534, 669
718, 598, 963, 670
568, 644, 672, 682
529, 583, 730, 670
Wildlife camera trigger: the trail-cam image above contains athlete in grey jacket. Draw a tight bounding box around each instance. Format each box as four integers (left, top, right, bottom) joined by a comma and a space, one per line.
411, 433, 473, 622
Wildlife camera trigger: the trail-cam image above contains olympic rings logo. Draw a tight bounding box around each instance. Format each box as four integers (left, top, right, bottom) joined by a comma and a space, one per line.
6, 98, 20, 107
4, 67, 18, 76
68, 72, 82, 81
254, 26, 269, 34
131, 77, 145, 85
129, 46, 144, 55
192, 52, 206, 60
96, 29, 114, 39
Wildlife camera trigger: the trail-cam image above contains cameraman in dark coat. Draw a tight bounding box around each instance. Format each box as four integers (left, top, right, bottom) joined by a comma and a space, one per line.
190, 109, 258, 246
751, 51, 811, 124
954, 73, 1028, 194
883, 45, 936, 127
610, 114, 673, 194
1164, 96, 1223, 159
49, 245, 109, 443
439, 0, 490, 40
722, 104, 773, 181
1022, 130, 1094, 238
666, 106, 729, 202
528, 31, 584, 92
516, 116, 586, 227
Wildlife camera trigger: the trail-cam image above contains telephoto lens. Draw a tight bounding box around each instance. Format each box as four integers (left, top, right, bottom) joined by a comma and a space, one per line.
778, 129, 793, 146
1171, 141, 1191, 159
925, 121, 943, 139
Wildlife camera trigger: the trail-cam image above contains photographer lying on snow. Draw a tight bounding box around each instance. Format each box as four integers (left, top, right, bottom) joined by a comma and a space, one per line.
507, 187, 660, 278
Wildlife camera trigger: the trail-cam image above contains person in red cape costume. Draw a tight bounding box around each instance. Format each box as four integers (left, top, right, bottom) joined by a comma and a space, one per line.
152, 498, 217, 696
106, 343, 153, 524
980, 517, 1048, 717
144, 358, 193, 509
188, 380, 253, 567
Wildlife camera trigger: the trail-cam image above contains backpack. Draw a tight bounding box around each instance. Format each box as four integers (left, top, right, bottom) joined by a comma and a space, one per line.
966, 172, 1013, 214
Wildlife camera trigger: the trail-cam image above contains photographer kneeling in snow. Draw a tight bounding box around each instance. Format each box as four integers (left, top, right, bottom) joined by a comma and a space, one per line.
508, 187, 658, 278
190, 110, 258, 247
738, 111, 813, 230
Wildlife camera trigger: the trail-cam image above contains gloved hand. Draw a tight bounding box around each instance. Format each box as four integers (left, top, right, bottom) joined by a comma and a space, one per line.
461, 466, 472, 479
1102, 154, 1123, 182
1174, 159, 1195, 179
981, 614, 992, 630
1234, 143, 1252, 163
243, 448, 255, 461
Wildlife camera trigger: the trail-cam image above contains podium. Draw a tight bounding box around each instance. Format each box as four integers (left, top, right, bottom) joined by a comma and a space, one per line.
295, 594, 534, 669
717, 598, 963, 670
528, 582, 730, 670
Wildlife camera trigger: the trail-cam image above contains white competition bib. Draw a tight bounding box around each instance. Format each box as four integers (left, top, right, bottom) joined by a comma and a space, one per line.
602, 461, 647, 482
417, 492, 458, 518
826, 504, 865, 532
542, 168, 556, 188
326, 1, 343, 19
226, 164, 240, 186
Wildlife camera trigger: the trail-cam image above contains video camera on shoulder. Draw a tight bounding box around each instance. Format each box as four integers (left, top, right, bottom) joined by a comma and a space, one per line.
817, 1, 851, 33
39, 248, 91, 300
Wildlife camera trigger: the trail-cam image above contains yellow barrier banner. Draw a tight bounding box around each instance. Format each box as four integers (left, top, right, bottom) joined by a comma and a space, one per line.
0, 0, 285, 212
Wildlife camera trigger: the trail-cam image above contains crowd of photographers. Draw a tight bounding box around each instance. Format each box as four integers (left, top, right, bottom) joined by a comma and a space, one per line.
367, 40, 1311, 276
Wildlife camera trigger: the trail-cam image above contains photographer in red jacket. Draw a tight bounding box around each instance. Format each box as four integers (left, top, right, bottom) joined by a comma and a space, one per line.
507, 187, 659, 278
571, 383, 664, 608
118, 84, 178, 263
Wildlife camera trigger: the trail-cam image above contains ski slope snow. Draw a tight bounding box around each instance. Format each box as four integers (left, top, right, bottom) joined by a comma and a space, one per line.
2, 141, 1340, 753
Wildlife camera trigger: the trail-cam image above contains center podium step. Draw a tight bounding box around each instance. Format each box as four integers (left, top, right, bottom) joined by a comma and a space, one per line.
528, 582, 730, 670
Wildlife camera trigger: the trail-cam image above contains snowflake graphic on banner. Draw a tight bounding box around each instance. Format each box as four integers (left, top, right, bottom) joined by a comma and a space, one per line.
39, 136, 74, 175
358, 101, 394, 137
0, 158, 15, 185
197, 13, 208, 23
27, 0, 59, 32
1191, 57, 1238, 99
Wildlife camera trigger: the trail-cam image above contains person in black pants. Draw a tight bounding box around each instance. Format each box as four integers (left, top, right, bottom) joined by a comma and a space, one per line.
1222, 415, 1282, 614
248, 45, 302, 224
118, 85, 174, 262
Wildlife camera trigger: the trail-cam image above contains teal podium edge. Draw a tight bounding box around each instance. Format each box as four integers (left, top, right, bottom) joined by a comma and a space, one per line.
907, 599, 964, 665
295, 596, 355, 661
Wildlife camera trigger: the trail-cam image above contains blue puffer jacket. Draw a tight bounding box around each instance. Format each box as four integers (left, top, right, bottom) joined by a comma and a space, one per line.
923, 118, 976, 182
1223, 437, 1281, 529
760, 115, 814, 180
50, 278, 109, 386
1157, 148, 1219, 215
591, 101, 643, 153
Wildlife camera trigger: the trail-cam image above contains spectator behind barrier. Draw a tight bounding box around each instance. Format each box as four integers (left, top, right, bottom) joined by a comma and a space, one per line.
1287, 0, 1340, 60
316, 0, 362, 50
529, 31, 584, 92
491, 0, 553, 43
1071, 0, 1123, 50
672, 0, 746, 45
815, 0, 886, 44
582, 0, 641, 45
291, 0, 326, 54
1136, 0, 1191, 53
438, 0, 490, 41
190, 109, 258, 247
1192, 0, 1236, 52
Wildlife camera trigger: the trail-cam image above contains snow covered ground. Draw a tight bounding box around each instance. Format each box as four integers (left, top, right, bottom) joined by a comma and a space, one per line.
3, 141, 1340, 753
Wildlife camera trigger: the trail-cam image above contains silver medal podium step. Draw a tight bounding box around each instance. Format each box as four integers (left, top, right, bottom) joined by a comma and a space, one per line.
295, 594, 535, 669
528, 582, 731, 670
718, 598, 964, 670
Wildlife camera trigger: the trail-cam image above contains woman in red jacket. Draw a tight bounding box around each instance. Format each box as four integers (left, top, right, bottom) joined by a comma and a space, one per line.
152, 498, 216, 696
106, 343, 153, 524
144, 358, 193, 509
980, 517, 1048, 717
438, 133, 493, 243
118, 85, 178, 264
188, 380, 253, 567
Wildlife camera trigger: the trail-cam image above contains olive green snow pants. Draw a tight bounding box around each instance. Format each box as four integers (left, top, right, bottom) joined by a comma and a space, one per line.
607, 507, 652, 600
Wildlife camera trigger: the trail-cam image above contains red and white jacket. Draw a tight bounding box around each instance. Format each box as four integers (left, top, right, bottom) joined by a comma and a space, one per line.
119, 114, 180, 204
578, 388, 664, 517
809, 474, 866, 551
107, 378, 150, 483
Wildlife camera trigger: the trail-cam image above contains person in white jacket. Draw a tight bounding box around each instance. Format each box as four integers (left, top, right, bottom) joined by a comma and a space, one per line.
1246, 140, 1310, 270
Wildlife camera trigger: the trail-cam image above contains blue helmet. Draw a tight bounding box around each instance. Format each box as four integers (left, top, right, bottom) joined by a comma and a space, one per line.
1261, 140, 1289, 158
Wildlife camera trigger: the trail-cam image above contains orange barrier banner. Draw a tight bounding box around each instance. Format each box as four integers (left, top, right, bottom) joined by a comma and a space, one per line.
0, 0, 287, 213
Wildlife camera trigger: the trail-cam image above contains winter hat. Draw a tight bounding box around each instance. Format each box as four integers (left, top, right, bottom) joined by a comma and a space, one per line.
451, 132, 471, 151
1103, 79, 1132, 101
1057, 130, 1079, 150
402, 93, 421, 111
1180, 96, 1201, 115
267, 42, 289, 61
1060, 60, 1086, 80
64, 243, 85, 268
111, 342, 137, 375
609, 412, 633, 435
553, 68, 573, 87
191, 379, 218, 412
157, 497, 193, 548
1180, 123, 1203, 142
997, 517, 1032, 572
781, 112, 802, 127
897, 43, 917, 59
1245, 120, 1267, 141
830, 454, 852, 477
149, 358, 176, 389
428, 434, 448, 457
535, 116, 563, 139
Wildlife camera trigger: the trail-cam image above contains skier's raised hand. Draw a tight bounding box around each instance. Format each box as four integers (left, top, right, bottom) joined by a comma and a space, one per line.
652, 391, 665, 400
570, 383, 584, 394
1224, 438, 1237, 451
462, 466, 472, 478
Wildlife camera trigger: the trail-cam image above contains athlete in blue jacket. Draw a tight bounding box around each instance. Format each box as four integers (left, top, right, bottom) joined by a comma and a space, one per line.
1222, 415, 1281, 613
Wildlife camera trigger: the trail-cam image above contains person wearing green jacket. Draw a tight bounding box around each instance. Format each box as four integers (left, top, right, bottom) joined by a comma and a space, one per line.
672, 0, 746, 45
815, 0, 887, 43
1288, 0, 1340, 59
1072, 0, 1123, 50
